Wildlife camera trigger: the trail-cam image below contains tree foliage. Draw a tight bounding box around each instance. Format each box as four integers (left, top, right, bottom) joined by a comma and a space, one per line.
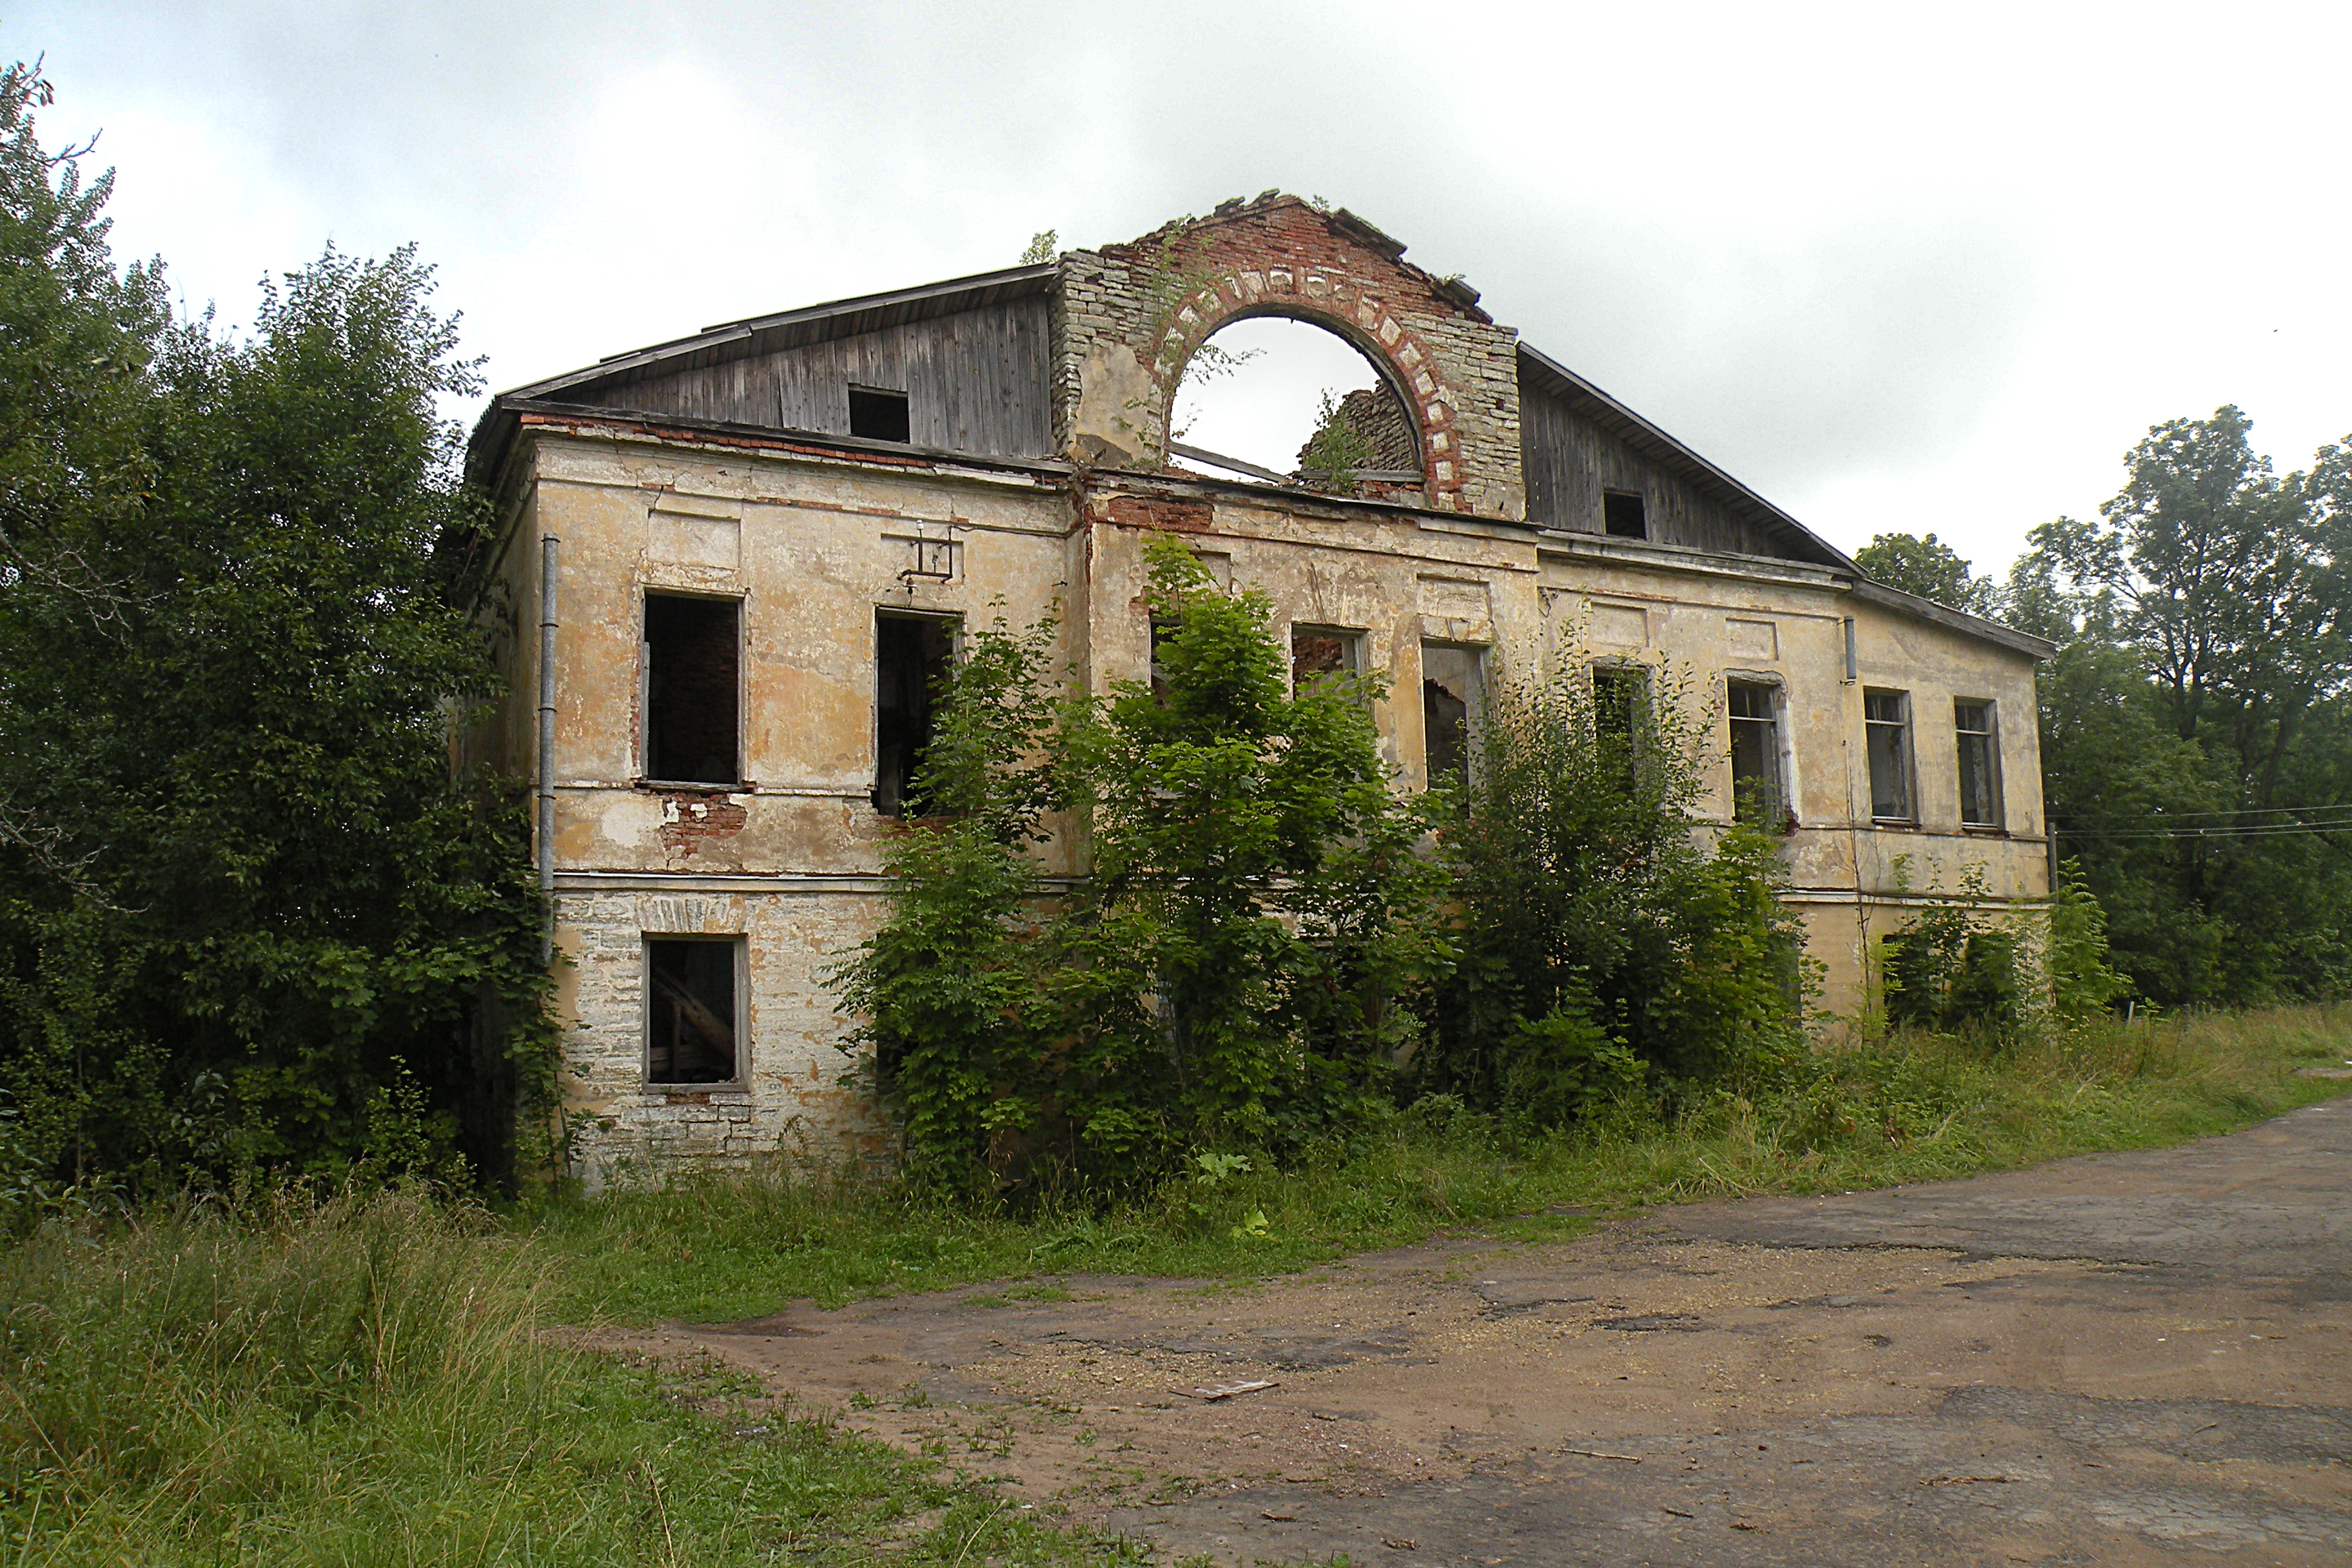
1417, 660, 1808, 1119
1854, 531, 1997, 616
1873, 404, 2352, 1008
0, 63, 548, 1195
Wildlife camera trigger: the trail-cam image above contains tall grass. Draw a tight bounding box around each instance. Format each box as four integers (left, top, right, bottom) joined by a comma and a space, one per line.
0, 1188, 1133, 1565
536, 1003, 2352, 1322
3, 1005, 2344, 1563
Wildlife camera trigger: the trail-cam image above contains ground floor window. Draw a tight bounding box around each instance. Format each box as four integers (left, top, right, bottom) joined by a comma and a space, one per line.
646, 936, 740, 1085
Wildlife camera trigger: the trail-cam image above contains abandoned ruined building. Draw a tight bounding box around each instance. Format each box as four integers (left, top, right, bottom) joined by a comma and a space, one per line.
464, 194, 2053, 1181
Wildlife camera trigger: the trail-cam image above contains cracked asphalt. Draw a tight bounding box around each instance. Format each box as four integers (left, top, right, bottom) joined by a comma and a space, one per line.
611, 1097, 2352, 1565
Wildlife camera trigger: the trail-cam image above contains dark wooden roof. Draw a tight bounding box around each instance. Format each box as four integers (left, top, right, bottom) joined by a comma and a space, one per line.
1515, 343, 1853, 572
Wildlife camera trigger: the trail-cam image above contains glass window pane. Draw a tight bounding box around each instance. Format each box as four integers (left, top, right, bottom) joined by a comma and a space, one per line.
1864, 689, 1912, 821
1954, 699, 1999, 826
1727, 680, 1783, 823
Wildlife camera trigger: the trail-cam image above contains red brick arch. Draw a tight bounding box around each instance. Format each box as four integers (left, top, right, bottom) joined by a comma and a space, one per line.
1155, 268, 1467, 509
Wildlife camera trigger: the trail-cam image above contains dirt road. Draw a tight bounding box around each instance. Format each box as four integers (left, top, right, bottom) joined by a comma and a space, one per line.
616, 1100, 2352, 1565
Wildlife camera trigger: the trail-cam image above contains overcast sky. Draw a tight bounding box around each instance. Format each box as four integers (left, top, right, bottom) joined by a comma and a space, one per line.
16, 1, 2347, 574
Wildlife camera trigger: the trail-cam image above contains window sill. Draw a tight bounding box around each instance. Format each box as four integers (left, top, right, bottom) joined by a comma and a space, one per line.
1961, 823, 2009, 836
634, 778, 750, 794
1870, 818, 1921, 830
644, 1086, 750, 1101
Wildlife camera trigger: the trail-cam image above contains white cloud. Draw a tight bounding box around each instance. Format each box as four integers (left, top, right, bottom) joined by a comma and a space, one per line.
15, 0, 2349, 576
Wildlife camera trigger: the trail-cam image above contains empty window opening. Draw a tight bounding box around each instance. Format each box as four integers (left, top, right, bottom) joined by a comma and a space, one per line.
1955, 699, 2002, 827
1422, 642, 1485, 791
1865, 689, 1915, 821
644, 594, 740, 785
1169, 316, 1417, 488
647, 937, 739, 1085
1291, 625, 1365, 691
1593, 665, 1645, 789
875, 612, 956, 817
1727, 679, 1786, 825
848, 385, 911, 444
1603, 489, 1648, 540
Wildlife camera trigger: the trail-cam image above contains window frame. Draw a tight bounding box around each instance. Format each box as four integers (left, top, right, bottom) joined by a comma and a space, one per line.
642, 933, 748, 1090
1420, 639, 1487, 792
1289, 623, 1367, 692
1725, 675, 1790, 827
1602, 488, 1648, 540
872, 607, 960, 818
1862, 687, 1917, 825
640, 587, 745, 789
1954, 696, 2004, 830
847, 382, 912, 444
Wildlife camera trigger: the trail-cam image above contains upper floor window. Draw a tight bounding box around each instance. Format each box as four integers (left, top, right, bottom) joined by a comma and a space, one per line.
1864, 689, 1914, 822
1955, 698, 2003, 828
643, 593, 740, 786
1727, 679, 1785, 825
1592, 663, 1646, 790
1422, 642, 1485, 791
1291, 625, 1365, 691
874, 611, 956, 816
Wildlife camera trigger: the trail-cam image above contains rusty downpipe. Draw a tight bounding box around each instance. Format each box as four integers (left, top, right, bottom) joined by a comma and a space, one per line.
537, 533, 560, 966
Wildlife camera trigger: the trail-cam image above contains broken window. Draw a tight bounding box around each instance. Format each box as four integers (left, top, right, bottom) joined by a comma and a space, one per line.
1291, 625, 1365, 691
875, 612, 956, 817
1168, 316, 1416, 487
1864, 689, 1914, 822
848, 384, 911, 444
1727, 679, 1785, 825
643, 593, 740, 785
1955, 698, 2002, 827
646, 937, 740, 1085
1592, 664, 1645, 789
1422, 642, 1485, 791
1603, 489, 1648, 540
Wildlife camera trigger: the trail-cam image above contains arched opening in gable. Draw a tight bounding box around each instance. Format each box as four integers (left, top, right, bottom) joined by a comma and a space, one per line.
1168, 315, 1421, 497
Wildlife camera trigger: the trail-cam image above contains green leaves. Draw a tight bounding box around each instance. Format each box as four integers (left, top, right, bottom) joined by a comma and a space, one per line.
0, 64, 548, 1194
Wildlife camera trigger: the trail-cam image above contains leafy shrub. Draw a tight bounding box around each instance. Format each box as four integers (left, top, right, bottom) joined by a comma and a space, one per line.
1416, 656, 1808, 1114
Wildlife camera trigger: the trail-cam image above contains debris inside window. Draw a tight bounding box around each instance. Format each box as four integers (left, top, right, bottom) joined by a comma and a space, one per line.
647, 937, 738, 1084
1955, 698, 2001, 827
1291, 625, 1364, 689
874, 612, 955, 816
644, 594, 740, 785
1603, 489, 1647, 540
1727, 679, 1785, 825
848, 385, 911, 444
1422, 642, 1484, 790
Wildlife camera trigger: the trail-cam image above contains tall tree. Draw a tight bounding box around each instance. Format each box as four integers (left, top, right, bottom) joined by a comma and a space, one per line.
2012, 408, 2352, 1004
1854, 531, 1997, 615
0, 63, 548, 1190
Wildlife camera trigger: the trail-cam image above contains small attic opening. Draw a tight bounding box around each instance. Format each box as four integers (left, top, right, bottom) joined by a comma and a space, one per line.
1603, 489, 1648, 540
1169, 315, 1418, 494
848, 385, 911, 444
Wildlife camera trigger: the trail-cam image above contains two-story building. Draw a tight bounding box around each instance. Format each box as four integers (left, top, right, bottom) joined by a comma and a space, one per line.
465, 194, 2053, 1181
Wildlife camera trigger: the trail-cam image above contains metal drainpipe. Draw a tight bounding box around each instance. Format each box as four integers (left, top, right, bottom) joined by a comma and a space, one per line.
536, 534, 560, 966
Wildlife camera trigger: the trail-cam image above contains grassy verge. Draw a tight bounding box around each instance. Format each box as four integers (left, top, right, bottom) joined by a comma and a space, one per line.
0, 1187, 1141, 1567
3, 1004, 2345, 1565
534, 1003, 2352, 1323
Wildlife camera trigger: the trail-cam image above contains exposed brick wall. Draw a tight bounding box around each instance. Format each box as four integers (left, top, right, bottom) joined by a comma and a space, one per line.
1054, 195, 1527, 520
